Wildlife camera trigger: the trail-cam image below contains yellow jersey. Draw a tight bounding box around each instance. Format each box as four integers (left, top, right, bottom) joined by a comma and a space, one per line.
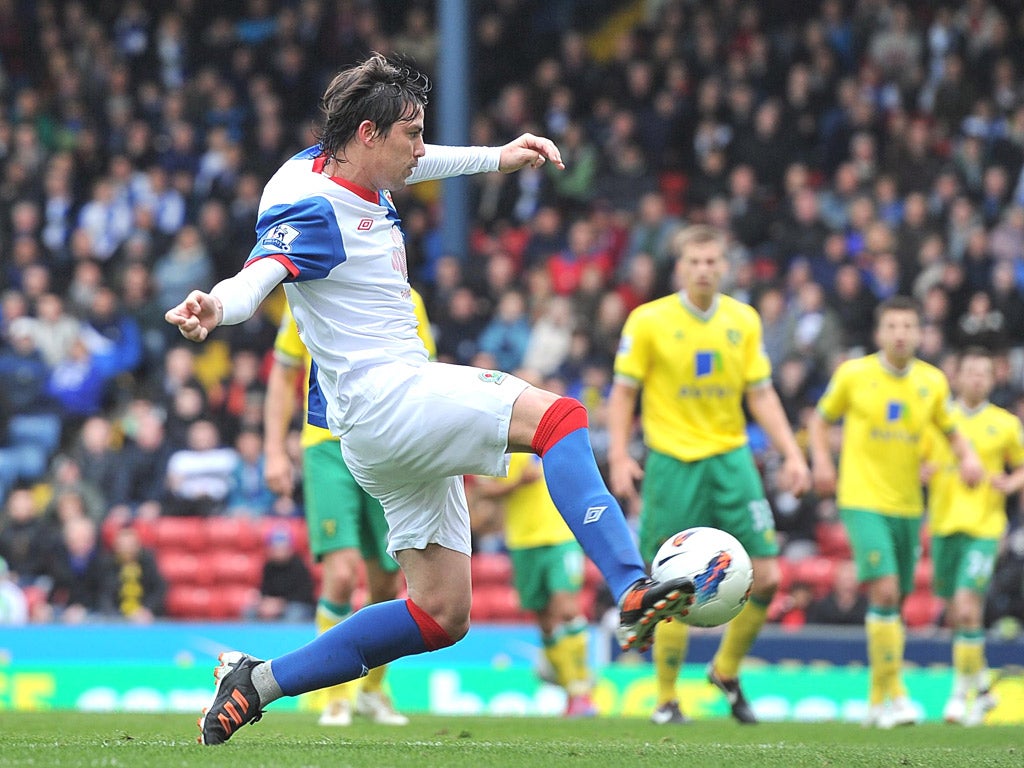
923, 402, 1024, 539
817, 354, 954, 516
274, 289, 436, 448
614, 292, 771, 462
492, 453, 575, 550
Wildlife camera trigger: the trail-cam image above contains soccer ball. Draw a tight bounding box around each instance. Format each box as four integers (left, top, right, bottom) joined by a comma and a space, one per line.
651, 527, 753, 628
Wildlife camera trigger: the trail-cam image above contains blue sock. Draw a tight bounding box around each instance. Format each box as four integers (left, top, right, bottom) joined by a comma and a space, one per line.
541, 427, 646, 601
270, 600, 428, 696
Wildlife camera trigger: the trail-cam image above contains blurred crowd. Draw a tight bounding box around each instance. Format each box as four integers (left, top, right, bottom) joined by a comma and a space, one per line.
1, 0, 1024, 630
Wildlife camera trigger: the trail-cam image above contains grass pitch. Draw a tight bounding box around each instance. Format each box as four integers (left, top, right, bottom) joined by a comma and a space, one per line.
1, 712, 1020, 768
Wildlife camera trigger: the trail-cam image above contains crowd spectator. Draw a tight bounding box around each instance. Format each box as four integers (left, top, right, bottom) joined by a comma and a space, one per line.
0, 487, 50, 585
164, 419, 237, 517
247, 525, 315, 622
39, 516, 106, 624
100, 525, 166, 623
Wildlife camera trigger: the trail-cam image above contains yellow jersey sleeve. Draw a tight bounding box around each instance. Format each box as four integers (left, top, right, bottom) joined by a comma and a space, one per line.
816, 360, 852, 423
1006, 415, 1024, 468
273, 303, 306, 365
930, 376, 955, 435
613, 305, 651, 385
742, 307, 771, 387
411, 288, 436, 360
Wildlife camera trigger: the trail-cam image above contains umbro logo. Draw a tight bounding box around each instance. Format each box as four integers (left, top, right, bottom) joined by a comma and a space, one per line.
583, 506, 606, 524
357, 218, 373, 231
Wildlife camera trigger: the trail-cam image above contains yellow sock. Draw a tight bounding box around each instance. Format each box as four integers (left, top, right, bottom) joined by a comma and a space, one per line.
543, 626, 577, 690
888, 618, 906, 700
562, 619, 592, 695
317, 600, 358, 704
361, 664, 387, 694
866, 608, 900, 705
952, 630, 985, 696
653, 619, 689, 705
712, 596, 768, 680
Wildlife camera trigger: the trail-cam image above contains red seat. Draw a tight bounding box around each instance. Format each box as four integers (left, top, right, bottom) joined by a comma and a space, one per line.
815, 522, 852, 559
792, 556, 838, 599
154, 517, 207, 552
157, 551, 202, 586
165, 585, 213, 619
583, 558, 603, 589
206, 517, 263, 553
132, 518, 158, 549
471, 584, 529, 622
211, 551, 264, 588
471, 553, 513, 587
208, 584, 258, 619
902, 590, 943, 628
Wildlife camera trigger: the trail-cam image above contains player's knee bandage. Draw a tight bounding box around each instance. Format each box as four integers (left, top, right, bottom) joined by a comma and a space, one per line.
531, 397, 589, 457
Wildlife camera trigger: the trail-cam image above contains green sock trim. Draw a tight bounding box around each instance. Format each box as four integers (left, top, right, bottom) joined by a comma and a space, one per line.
318, 599, 351, 621
565, 616, 589, 636
866, 605, 899, 620
749, 594, 772, 609
955, 629, 985, 643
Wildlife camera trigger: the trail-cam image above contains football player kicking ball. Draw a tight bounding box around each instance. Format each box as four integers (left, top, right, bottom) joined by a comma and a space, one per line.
166, 53, 694, 745
608, 225, 811, 725
808, 296, 984, 729
263, 292, 436, 727
920, 348, 1024, 726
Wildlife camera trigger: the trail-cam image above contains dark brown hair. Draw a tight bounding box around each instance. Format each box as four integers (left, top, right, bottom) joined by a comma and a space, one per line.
315, 53, 430, 161
874, 295, 921, 326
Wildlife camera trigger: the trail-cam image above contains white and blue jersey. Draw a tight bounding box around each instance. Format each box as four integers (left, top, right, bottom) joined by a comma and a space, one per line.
245, 145, 500, 432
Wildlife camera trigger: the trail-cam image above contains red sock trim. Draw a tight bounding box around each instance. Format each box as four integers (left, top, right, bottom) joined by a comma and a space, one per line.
531, 397, 589, 457
405, 599, 454, 651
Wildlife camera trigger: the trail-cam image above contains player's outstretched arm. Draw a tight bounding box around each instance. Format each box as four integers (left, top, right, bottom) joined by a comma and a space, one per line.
607, 380, 644, 504
164, 258, 289, 342
264, 356, 301, 496
807, 409, 837, 496
498, 133, 565, 173
746, 384, 811, 496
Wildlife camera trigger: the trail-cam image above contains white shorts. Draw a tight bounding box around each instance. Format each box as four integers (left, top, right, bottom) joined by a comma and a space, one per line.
336, 361, 530, 557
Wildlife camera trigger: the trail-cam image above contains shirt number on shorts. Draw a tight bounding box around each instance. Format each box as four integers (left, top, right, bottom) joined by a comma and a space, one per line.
748, 499, 773, 532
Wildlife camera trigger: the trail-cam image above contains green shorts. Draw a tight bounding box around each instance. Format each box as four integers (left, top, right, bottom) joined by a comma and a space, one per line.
508, 541, 584, 612
931, 533, 999, 598
303, 440, 398, 571
839, 508, 920, 595
639, 446, 777, 564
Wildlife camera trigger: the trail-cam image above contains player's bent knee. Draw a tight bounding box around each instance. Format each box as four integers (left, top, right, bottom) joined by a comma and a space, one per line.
406, 598, 463, 649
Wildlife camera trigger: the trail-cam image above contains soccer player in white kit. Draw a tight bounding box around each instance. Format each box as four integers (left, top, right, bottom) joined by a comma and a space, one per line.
166, 53, 694, 745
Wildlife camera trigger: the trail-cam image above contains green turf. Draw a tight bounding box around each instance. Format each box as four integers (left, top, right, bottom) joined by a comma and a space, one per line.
1, 712, 1020, 768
